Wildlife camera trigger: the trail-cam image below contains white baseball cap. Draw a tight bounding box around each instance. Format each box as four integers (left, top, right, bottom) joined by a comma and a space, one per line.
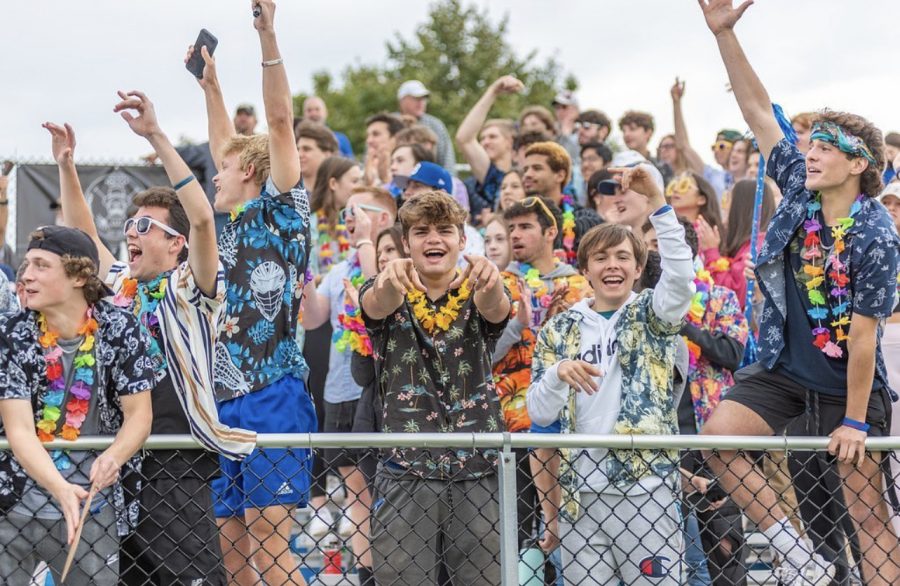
878, 181, 900, 203
610, 150, 665, 193
397, 80, 430, 100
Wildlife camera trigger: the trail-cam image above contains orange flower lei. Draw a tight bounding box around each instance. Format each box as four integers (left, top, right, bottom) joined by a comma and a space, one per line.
407, 280, 471, 334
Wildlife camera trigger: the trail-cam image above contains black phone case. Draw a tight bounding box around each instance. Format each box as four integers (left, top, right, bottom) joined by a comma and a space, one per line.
186, 29, 218, 79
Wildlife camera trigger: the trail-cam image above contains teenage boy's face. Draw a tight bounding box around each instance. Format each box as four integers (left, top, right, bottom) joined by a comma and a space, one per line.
609, 188, 650, 230
366, 122, 392, 155
126, 206, 184, 281
621, 123, 652, 152
507, 212, 554, 264
583, 240, 642, 308
804, 140, 861, 193
480, 126, 512, 161
523, 154, 565, 197
404, 222, 465, 280
21, 249, 85, 312
213, 152, 248, 213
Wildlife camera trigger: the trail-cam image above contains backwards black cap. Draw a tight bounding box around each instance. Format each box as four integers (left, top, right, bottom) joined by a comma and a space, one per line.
27, 226, 102, 270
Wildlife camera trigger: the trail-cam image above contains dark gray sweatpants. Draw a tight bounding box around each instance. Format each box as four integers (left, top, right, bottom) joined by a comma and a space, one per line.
370, 469, 501, 585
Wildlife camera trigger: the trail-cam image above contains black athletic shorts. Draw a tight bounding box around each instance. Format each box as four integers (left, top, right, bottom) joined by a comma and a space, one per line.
723, 363, 890, 437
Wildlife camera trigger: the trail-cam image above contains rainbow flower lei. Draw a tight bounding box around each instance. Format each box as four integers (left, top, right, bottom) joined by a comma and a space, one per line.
229, 202, 247, 222
560, 194, 577, 265
798, 194, 862, 358
683, 265, 715, 369
316, 209, 351, 274
332, 254, 372, 356
113, 273, 170, 371
37, 310, 99, 471
407, 279, 471, 334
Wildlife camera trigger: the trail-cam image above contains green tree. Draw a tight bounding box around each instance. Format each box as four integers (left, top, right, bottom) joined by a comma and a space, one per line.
294, 0, 575, 157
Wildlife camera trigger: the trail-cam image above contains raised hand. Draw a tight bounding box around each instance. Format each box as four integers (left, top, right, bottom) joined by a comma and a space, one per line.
252, 0, 276, 33
492, 75, 524, 96
347, 205, 373, 248
450, 254, 501, 293
670, 77, 686, 103
544, 282, 572, 321
695, 216, 721, 252
381, 258, 426, 296
342, 277, 360, 308
42, 122, 77, 166
184, 45, 219, 90
609, 165, 665, 210
516, 279, 533, 327
113, 90, 162, 140
698, 0, 754, 36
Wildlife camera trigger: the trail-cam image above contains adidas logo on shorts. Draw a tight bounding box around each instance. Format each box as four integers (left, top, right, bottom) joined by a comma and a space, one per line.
276, 482, 294, 496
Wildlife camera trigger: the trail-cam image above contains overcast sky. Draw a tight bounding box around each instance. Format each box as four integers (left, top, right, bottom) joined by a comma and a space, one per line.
3, 0, 897, 165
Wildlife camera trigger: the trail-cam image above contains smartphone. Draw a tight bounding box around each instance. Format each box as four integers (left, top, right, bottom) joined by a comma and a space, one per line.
185, 29, 218, 80
686, 479, 726, 512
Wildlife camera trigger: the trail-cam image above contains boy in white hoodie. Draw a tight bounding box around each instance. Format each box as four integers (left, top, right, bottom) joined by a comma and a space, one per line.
527, 166, 695, 585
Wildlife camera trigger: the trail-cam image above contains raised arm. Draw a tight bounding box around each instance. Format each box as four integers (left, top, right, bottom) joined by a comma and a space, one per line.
0, 174, 9, 247
455, 76, 523, 183
42, 123, 117, 278
670, 78, 705, 174
699, 0, 782, 158
185, 45, 233, 170
113, 90, 219, 295
361, 258, 426, 321
253, 0, 301, 192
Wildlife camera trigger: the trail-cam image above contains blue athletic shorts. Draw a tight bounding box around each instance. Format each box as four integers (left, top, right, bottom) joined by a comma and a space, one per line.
212, 375, 317, 518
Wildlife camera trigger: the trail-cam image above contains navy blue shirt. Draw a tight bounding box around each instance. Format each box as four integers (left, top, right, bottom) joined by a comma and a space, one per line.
756, 139, 900, 395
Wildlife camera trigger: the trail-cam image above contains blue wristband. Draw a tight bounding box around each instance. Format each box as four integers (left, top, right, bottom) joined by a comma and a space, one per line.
173, 175, 196, 191
842, 417, 870, 432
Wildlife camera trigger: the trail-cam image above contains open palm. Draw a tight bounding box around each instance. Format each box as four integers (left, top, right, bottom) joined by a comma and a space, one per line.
42, 122, 76, 165
699, 0, 754, 36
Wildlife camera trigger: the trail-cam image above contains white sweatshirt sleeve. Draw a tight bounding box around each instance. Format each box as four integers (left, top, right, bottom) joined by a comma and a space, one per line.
526, 317, 573, 429
650, 206, 696, 325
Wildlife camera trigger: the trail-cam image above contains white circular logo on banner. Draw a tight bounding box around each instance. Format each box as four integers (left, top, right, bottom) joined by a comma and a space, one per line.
84, 171, 143, 247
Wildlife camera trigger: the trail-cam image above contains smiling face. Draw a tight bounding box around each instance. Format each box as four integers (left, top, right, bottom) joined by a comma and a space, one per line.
377, 232, 403, 273
21, 249, 85, 312
483, 220, 511, 270
506, 211, 555, 265
668, 176, 705, 221
583, 239, 642, 310
404, 222, 465, 280
728, 140, 750, 179
343, 192, 390, 243
125, 206, 185, 281
480, 125, 513, 161
212, 152, 250, 213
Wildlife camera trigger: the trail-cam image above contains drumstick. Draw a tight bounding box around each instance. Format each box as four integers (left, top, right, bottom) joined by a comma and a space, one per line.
61, 484, 99, 583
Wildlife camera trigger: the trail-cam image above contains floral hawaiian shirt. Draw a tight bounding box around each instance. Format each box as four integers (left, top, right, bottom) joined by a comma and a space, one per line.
360, 277, 510, 480
215, 178, 311, 401
756, 139, 900, 390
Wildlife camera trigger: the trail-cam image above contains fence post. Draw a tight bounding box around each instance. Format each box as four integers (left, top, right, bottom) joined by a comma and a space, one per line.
497, 432, 518, 586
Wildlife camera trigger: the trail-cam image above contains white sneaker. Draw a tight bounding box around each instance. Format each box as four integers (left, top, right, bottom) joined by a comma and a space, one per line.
306, 507, 334, 538
774, 553, 835, 585
338, 514, 355, 537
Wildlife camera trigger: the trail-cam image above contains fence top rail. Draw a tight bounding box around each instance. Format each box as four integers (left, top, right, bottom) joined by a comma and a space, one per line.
8, 433, 900, 451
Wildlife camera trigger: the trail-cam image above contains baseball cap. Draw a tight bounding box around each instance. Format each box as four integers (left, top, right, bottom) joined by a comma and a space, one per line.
394, 162, 452, 192
717, 129, 743, 142
588, 169, 619, 196
878, 181, 900, 203
610, 150, 665, 193
235, 103, 256, 116
397, 80, 430, 100
27, 226, 113, 294
552, 90, 578, 108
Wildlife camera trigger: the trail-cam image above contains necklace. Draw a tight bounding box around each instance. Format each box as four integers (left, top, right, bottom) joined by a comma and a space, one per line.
684, 264, 716, 369
316, 209, 351, 273
517, 259, 588, 330
560, 195, 577, 265
113, 272, 170, 371
230, 202, 247, 222
37, 309, 99, 471
798, 194, 862, 358
332, 254, 372, 356
407, 279, 471, 334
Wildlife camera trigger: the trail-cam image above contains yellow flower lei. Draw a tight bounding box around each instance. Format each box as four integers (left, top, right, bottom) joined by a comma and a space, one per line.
407, 280, 471, 334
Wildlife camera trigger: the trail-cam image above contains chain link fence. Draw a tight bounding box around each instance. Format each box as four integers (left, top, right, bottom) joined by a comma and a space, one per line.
4, 433, 900, 585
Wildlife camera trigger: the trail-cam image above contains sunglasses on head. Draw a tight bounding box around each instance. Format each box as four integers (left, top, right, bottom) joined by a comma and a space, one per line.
711, 140, 734, 151
338, 203, 387, 223
665, 174, 699, 197
124, 216, 186, 245
521, 197, 558, 230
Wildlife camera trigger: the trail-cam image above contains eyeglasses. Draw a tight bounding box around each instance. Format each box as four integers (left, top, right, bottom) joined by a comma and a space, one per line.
665, 174, 698, 197
338, 203, 387, 223
711, 140, 734, 152
658, 142, 676, 150
124, 216, 186, 245
520, 197, 558, 230
574, 121, 604, 131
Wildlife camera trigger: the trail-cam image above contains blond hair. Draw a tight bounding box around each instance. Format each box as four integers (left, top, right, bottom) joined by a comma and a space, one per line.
222, 134, 271, 187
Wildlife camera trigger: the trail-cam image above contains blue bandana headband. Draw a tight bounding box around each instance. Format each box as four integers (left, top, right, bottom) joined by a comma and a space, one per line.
809, 121, 877, 166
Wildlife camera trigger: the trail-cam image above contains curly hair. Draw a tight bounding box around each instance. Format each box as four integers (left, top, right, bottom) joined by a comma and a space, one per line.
813, 110, 885, 197
59, 255, 107, 305
618, 110, 655, 133
524, 141, 573, 188
518, 106, 556, 134
398, 190, 468, 239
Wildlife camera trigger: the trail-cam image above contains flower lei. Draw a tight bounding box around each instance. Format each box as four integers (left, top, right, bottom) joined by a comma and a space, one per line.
684, 263, 715, 370
230, 202, 247, 222
113, 272, 170, 372
407, 279, 471, 334
708, 257, 731, 273
798, 194, 862, 358
517, 259, 586, 330
560, 194, 577, 265
316, 209, 351, 273
37, 310, 99, 471
332, 254, 372, 356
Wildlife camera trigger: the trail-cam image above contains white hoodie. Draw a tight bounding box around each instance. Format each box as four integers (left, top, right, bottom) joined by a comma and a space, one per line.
527, 206, 695, 493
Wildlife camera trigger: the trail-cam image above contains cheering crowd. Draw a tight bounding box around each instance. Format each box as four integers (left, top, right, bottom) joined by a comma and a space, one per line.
0, 0, 899, 585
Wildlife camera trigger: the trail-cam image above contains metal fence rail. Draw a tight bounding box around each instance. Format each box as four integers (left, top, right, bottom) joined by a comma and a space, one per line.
4, 434, 900, 585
